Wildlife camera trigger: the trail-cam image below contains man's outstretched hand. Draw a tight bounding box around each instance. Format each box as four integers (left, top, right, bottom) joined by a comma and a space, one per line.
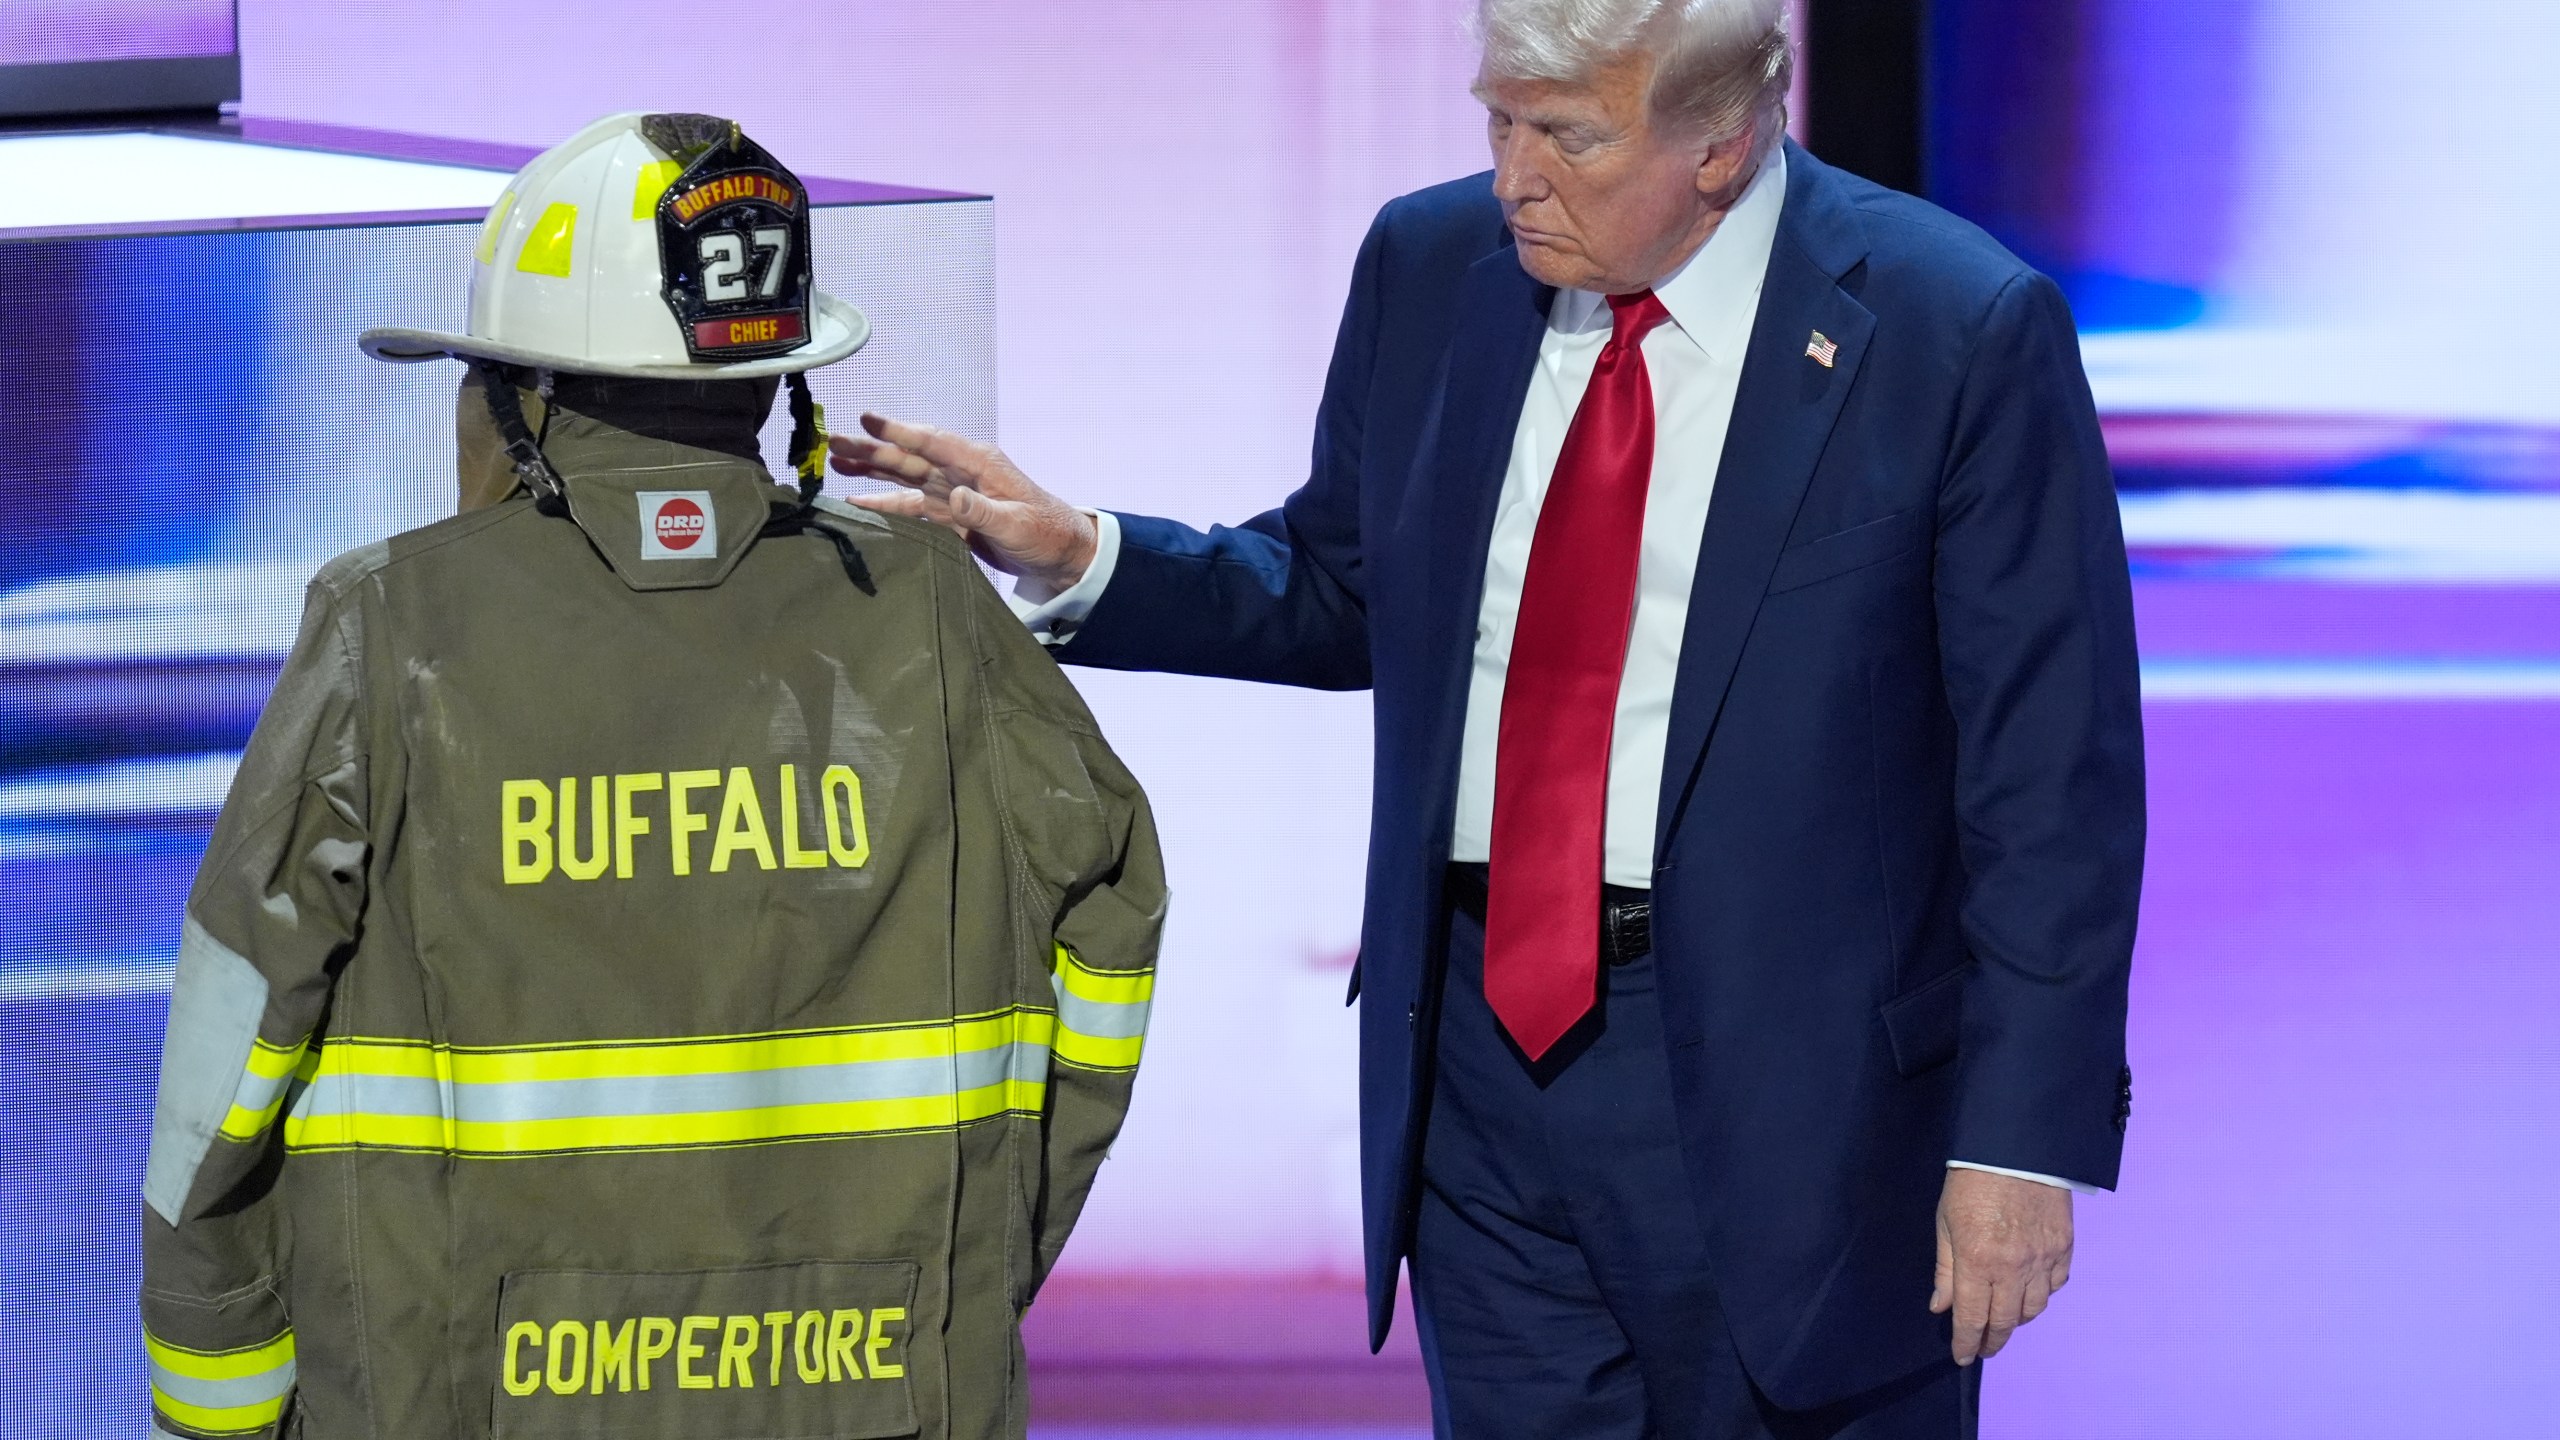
1931, 1167, 2074, 1366
829, 413, 1097, 591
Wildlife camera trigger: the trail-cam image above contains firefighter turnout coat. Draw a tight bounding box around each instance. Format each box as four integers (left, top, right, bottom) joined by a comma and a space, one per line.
139, 410, 1167, 1440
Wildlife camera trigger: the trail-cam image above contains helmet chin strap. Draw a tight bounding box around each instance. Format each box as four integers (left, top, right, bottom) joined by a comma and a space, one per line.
785, 370, 826, 506
474, 362, 571, 514
764, 370, 872, 595
479, 360, 825, 513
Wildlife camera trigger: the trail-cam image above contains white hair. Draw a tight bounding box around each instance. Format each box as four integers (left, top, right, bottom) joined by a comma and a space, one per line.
1473, 0, 1793, 158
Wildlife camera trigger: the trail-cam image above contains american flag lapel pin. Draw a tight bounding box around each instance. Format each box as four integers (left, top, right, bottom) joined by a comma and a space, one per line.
1805, 331, 1838, 368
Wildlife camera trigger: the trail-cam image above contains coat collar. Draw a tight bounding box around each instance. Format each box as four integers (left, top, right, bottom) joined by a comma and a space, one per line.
1416, 239, 1552, 753
1548, 143, 1790, 363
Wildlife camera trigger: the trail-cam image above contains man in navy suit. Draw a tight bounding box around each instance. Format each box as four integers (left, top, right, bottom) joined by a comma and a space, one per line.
834, 1, 2141, 1434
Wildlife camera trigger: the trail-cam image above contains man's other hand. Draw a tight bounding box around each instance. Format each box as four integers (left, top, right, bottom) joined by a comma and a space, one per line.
1930, 1167, 2074, 1366
829, 413, 1098, 591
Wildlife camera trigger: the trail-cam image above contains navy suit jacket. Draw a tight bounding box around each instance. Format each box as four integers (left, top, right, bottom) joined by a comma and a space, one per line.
1061, 143, 2143, 1407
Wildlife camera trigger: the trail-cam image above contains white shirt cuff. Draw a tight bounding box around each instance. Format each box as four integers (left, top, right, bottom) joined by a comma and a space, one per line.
1005, 509, 1120, 646
1948, 1160, 2099, 1196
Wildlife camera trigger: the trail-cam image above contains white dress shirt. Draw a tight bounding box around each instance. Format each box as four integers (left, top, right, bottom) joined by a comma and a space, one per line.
1010, 151, 2086, 1193
1446, 149, 1786, 888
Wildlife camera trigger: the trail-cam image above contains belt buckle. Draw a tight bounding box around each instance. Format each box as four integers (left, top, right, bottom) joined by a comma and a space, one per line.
1602, 899, 1651, 967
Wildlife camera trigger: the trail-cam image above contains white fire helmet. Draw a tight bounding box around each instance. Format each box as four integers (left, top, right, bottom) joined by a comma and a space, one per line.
359, 112, 867, 379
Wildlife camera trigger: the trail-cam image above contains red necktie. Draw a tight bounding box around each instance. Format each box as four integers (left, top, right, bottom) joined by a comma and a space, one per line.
1484, 289, 1671, 1061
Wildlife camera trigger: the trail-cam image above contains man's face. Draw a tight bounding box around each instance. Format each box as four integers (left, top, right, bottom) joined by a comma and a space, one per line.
1478, 51, 1746, 294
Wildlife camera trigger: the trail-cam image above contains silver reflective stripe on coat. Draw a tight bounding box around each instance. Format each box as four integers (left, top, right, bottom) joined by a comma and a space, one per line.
285, 1043, 1051, 1127
142, 917, 270, 1226
1052, 986, 1150, 1041
148, 1357, 299, 1414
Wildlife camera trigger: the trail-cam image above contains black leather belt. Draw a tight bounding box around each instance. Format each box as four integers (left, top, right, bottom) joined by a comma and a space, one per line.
1445, 862, 1652, 966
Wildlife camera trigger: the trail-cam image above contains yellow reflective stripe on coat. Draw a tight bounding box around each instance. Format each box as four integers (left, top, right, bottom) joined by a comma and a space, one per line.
281, 1008, 1055, 1156
1051, 944, 1153, 1072
215, 1037, 311, 1141
147, 1327, 295, 1435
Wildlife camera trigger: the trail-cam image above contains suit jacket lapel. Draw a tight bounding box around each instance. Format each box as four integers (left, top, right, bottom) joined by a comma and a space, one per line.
1655, 151, 1876, 857
1417, 245, 1551, 755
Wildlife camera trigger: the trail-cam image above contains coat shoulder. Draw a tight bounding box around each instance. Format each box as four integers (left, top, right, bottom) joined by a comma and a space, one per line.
1370, 171, 1510, 277
1379, 171, 1503, 235
1789, 149, 2063, 337
316, 498, 531, 597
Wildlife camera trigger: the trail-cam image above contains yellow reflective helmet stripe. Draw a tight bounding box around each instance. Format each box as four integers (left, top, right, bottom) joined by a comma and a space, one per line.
515, 201, 579, 277
147, 1327, 294, 1435
474, 187, 517, 265
1051, 944, 1153, 1073
215, 1035, 311, 1142
281, 1009, 1058, 1157
632, 159, 683, 219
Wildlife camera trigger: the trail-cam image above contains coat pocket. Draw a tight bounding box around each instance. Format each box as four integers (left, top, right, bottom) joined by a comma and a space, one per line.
1766, 508, 1928, 596
1878, 961, 1971, 1078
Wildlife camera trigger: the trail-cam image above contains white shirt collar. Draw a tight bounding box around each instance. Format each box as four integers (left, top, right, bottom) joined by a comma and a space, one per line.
1553, 144, 1789, 355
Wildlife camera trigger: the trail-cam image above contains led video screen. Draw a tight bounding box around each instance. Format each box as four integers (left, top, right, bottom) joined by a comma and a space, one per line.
8, 0, 2559, 1432
1, 1, 234, 65
1, 0, 237, 117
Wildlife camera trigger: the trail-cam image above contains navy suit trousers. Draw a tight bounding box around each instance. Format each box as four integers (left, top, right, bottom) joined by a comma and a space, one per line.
1410, 900, 1982, 1440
